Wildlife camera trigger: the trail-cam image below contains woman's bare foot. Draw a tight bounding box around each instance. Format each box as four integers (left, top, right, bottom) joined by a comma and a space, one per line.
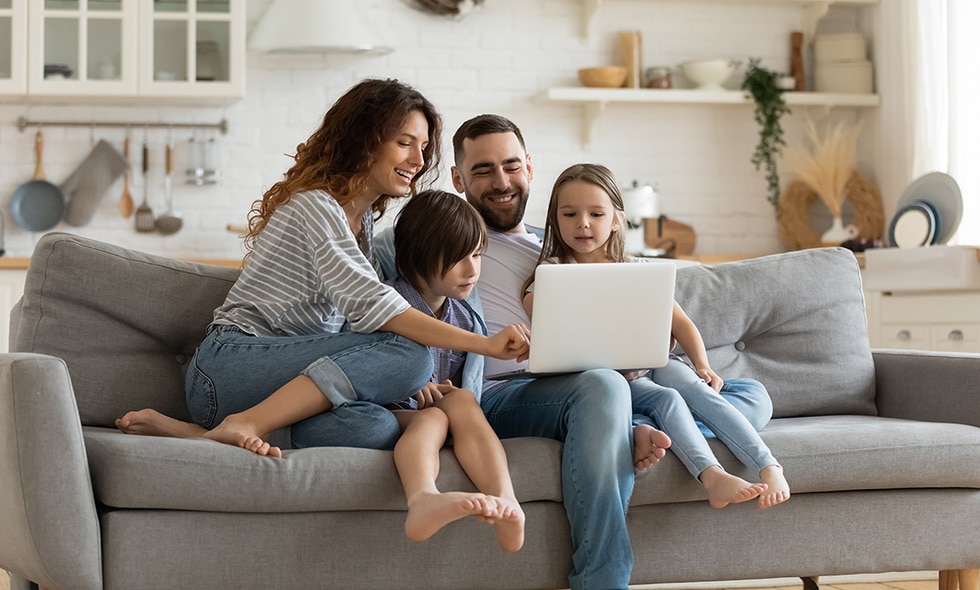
700, 465, 767, 509
115, 409, 207, 438
202, 413, 282, 458
758, 465, 790, 509
633, 424, 672, 471
490, 496, 525, 552
404, 491, 499, 542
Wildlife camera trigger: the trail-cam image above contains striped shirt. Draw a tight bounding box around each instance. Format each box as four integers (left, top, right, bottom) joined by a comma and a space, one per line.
212, 190, 410, 336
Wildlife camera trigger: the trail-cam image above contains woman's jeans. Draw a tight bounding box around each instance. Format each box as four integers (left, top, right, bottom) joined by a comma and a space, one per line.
185, 325, 432, 450
630, 358, 778, 479
481, 369, 634, 590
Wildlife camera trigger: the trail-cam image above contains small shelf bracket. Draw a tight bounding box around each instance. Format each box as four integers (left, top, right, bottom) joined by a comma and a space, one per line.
802, 2, 830, 43
582, 101, 607, 150
582, 0, 602, 39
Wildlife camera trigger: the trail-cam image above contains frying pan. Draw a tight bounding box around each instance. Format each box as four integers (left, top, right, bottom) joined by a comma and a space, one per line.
10, 130, 66, 232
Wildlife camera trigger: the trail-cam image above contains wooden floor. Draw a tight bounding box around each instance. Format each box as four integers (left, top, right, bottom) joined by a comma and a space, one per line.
0, 570, 942, 590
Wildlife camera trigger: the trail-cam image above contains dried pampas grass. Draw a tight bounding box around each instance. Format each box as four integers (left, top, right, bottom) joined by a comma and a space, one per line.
784, 114, 863, 218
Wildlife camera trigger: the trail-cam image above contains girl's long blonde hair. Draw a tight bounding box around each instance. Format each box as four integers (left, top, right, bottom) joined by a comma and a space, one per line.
522, 163, 627, 294
244, 79, 443, 253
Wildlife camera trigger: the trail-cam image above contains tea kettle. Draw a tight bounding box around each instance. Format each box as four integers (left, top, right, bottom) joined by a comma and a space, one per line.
622, 180, 659, 228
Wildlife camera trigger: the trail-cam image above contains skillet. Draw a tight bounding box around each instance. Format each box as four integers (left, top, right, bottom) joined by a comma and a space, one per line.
10, 130, 66, 232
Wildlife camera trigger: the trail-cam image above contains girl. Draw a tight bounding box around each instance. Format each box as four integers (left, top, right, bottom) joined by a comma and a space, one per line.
115, 78, 530, 458
385, 189, 524, 552
521, 163, 790, 510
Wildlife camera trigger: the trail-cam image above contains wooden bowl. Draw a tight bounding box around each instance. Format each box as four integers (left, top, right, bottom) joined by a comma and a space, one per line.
577, 66, 628, 88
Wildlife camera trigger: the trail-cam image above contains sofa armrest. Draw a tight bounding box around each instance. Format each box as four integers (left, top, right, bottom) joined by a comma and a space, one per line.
873, 349, 980, 428
0, 353, 102, 590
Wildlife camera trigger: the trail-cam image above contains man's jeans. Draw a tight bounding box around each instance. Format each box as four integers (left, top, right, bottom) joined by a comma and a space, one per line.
185, 324, 432, 450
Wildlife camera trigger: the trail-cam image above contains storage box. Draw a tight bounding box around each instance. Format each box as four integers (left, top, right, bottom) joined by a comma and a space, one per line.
815, 60, 873, 94
814, 33, 867, 64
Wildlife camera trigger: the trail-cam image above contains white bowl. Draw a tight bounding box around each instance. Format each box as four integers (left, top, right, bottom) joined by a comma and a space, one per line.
680, 59, 738, 91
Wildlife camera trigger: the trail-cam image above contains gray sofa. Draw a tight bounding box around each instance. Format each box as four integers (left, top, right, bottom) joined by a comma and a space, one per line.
1, 232, 978, 590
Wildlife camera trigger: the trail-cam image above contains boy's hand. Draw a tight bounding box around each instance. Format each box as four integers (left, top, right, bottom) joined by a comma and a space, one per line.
485, 324, 531, 362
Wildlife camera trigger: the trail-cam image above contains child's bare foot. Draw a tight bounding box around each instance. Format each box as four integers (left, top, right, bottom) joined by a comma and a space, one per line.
404, 491, 498, 542
202, 414, 282, 458
115, 409, 208, 438
700, 465, 767, 509
758, 465, 790, 509
633, 424, 671, 471
490, 496, 525, 552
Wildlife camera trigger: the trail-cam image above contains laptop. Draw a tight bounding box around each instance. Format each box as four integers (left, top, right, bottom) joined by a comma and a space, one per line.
486, 261, 676, 380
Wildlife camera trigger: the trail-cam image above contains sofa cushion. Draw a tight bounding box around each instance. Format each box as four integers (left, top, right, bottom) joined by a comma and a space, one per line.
12, 233, 240, 427
85, 415, 980, 513
674, 248, 876, 418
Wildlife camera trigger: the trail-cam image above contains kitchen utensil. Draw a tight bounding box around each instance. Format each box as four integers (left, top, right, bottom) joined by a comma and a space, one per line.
10, 130, 66, 232
894, 171, 963, 244
134, 140, 155, 232
644, 215, 696, 257
155, 140, 183, 235
617, 31, 642, 88
577, 66, 628, 88
62, 139, 129, 226
119, 135, 134, 218
679, 58, 739, 91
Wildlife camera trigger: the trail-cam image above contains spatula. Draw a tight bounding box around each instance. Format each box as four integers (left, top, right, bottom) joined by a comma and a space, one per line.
118, 135, 134, 218
134, 139, 155, 232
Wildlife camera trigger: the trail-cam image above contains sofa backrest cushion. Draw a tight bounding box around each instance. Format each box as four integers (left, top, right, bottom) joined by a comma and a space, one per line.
11, 233, 240, 427
674, 247, 876, 418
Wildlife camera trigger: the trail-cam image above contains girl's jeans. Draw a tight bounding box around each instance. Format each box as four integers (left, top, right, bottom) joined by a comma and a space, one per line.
185, 324, 432, 450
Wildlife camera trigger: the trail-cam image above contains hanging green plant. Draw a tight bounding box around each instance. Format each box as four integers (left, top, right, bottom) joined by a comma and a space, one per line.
741, 58, 791, 212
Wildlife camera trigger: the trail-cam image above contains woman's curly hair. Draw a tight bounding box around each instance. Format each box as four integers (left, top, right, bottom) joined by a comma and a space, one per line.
244, 79, 443, 252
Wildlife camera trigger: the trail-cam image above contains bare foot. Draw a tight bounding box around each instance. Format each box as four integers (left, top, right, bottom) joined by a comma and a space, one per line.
404, 491, 498, 542
490, 496, 525, 552
115, 409, 208, 438
700, 465, 767, 509
633, 424, 672, 471
202, 414, 282, 458
758, 465, 790, 509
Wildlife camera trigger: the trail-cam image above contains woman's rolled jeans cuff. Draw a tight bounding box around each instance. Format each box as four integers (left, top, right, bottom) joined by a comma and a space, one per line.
304, 356, 357, 407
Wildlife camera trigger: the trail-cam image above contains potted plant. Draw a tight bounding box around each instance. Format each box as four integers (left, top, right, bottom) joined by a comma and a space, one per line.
741, 58, 791, 212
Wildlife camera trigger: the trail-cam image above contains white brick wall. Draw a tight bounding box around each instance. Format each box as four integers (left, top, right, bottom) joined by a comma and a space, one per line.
0, 0, 875, 260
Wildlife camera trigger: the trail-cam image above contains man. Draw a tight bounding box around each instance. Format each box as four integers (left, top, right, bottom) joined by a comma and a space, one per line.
449, 114, 774, 590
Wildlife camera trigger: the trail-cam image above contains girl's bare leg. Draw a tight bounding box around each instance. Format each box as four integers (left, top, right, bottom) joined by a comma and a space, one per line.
115, 409, 207, 438
437, 391, 526, 552
699, 465, 767, 509
394, 408, 500, 542
758, 465, 790, 508
203, 375, 332, 458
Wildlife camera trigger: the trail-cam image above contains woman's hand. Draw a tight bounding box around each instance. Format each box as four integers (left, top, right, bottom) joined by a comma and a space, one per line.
619, 369, 650, 382
484, 324, 531, 362
696, 367, 724, 393
412, 380, 457, 409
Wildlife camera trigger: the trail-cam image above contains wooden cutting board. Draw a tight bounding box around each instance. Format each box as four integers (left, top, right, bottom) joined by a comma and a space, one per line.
644, 215, 696, 256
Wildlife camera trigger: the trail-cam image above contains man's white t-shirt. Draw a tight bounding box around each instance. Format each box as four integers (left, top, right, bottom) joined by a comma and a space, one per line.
480, 229, 543, 383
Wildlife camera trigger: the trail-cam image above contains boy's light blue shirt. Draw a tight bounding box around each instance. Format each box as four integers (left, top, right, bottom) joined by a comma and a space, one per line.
374, 227, 487, 400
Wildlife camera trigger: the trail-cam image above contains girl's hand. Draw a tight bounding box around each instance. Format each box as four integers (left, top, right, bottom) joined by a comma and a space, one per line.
696, 367, 724, 393
412, 380, 455, 409
619, 369, 650, 382
485, 324, 531, 362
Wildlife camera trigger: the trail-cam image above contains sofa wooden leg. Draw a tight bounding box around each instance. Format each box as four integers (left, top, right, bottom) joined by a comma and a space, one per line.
940, 570, 958, 590
958, 569, 979, 590
801, 576, 819, 590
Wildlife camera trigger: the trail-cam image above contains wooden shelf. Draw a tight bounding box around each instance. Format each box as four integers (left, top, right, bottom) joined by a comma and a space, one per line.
542, 87, 880, 147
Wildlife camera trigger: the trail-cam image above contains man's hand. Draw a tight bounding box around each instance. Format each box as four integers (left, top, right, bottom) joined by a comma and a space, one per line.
619, 369, 650, 382
484, 323, 531, 362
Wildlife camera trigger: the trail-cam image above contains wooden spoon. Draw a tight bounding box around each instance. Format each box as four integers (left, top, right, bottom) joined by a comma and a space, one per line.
118, 136, 134, 218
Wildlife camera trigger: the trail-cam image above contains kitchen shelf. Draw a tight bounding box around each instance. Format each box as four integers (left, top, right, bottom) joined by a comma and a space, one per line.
542, 86, 880, 147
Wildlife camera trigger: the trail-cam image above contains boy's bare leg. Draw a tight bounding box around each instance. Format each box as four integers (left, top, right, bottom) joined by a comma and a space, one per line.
699, 465, 767, 509
632, 424, 672, 471
115, 409, 207, 438
203, 375, 332, 458
394, 408, 501, 542
437, 390, 525, 552
758, 465, 790, 508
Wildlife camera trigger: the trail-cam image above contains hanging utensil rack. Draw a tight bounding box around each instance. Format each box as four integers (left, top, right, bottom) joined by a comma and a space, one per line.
15, 116, 228, 135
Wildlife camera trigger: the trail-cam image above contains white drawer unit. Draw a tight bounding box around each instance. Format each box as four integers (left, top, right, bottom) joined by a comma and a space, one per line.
869, 290, 980, 353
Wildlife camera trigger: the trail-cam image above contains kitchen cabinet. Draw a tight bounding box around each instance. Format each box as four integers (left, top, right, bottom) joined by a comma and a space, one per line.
865, 290, 980, 353
6, 0, 244, 104
0, 0, 27, 94
0, 269, 27, 354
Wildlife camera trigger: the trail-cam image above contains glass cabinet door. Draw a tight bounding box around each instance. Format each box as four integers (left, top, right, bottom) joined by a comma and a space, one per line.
142, 0, 243, 99
0, 0, 27, 94
28, 0, 137, 94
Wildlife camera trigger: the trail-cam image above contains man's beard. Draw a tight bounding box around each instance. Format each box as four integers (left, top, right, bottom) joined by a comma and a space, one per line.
467, 191, 528, 233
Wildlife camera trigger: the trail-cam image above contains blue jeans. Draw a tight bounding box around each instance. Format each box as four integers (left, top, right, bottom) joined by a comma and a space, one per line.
480, 369, 634, 590
630, 358, 778, 479
185, 325, 433, 450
